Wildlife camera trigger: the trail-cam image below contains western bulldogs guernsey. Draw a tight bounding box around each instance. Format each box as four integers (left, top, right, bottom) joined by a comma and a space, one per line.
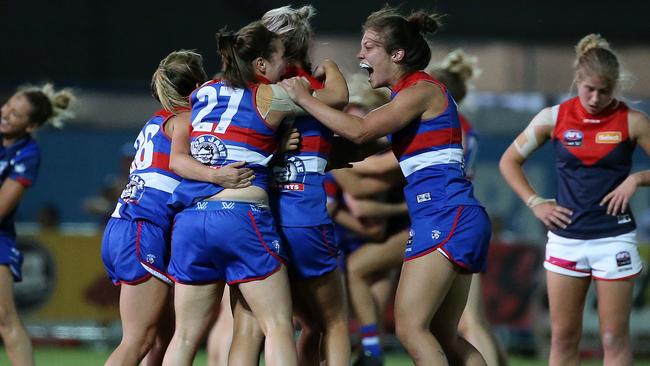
170, 80, 277, 208
551, 97, 635, 239
389, 71, 480, 218
0, 135, 40, 237
111, 110, 181, 232
271, 67, 333, 226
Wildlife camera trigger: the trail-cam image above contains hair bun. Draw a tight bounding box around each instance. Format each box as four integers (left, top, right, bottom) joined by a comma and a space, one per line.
440, 49, 477, 82
576, 33, 611, 57
407, 11, 441, 34
295, 5, 316, 21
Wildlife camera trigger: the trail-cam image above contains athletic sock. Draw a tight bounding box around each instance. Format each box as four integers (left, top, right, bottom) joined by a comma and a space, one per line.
359, 324, 382, 358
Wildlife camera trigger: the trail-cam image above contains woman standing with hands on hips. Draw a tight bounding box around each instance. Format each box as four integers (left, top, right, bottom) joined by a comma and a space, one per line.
499, 34, 650, 366
282, 7, 491, 366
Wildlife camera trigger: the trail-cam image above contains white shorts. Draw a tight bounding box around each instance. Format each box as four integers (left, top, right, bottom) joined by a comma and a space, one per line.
544, 230, 643, 280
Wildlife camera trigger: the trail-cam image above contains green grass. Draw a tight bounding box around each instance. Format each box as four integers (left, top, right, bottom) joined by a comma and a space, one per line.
1, 346, 650, 365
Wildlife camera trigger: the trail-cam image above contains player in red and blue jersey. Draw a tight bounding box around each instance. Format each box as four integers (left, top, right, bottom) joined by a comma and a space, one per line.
0, 84, 74, 366
101, 50, 253, 366
432, 49, 508, 366
261, 6, 352, 365
500, 34, 650, 366
281, 7, 491, 364
162, 21, 347, 366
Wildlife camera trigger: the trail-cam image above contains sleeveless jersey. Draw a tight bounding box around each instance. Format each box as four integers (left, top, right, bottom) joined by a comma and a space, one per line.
551, 97, 635, 239
459, 112, 479, 177
388, 71, 480, 218
0, 135, 40, 237
271, 67, 333, 226
170, 80, 277, 208
111, 110, 181, 232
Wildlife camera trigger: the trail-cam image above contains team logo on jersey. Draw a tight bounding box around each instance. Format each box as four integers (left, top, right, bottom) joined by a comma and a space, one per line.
272, 156, 306, 191
616, 251, 631, 267
595, 131, 622, 144
563, 130, 583, 146
120, 175, 146, 203
191, 135, 228, 165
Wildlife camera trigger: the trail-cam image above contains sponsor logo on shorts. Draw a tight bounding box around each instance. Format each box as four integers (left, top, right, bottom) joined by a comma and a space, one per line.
617, 214, 632, 224
146, 254, 156, 264
196, 202, 208, 210
595, 131, 622, 144
416, 192, 431, 203
563, 129, 583, 146
431, 230, 441, 240
272, 240, 281, 253
405, 229, 414, 253
221, 202, 235, 210
616, 251, 631, 267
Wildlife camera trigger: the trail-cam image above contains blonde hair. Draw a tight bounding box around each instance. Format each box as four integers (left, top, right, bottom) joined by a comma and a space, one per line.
151, 50, 207, 112
346, 73, 390, 112
261, 5, 316, 69
573, 34, 628, 90
18, 83, 75, 128
429, 49, 478, 103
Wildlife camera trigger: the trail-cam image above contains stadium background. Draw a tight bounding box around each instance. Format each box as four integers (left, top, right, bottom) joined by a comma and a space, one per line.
2, 0, 649, 364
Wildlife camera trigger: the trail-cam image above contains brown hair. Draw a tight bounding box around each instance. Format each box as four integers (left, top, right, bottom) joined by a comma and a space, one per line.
151, 50, 208, 112
363, 6, 442, 73
216, 21, 281, 88
262, 5, 315, 70
19, 83, 75, 127
573, 34, 620, 90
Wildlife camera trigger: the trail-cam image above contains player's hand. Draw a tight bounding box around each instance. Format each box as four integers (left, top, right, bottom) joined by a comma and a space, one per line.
312, 59, 338, 80
212, 161, 254, 188
600, 175, 638, 216
531, 202, 573, 230
280, 127, 300, 153
281, 77, 311, 103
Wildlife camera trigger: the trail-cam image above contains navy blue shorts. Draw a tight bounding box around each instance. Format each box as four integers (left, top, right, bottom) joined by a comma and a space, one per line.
0, 236, 23, 281
168, 201, 287, 285
101, 218, 172, 285
404, 205, 491, 273
280, 224, 339, 280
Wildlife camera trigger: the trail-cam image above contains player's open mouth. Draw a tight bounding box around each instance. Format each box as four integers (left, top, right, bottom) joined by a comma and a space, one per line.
360, 62, 374, 76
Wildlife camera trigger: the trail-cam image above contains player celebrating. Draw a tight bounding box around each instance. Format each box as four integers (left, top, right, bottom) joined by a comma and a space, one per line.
281, 7, 491, 365
1, 83, 75, 366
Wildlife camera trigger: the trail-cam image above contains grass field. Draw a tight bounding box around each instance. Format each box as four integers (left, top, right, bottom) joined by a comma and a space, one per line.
2, 347, 650, 365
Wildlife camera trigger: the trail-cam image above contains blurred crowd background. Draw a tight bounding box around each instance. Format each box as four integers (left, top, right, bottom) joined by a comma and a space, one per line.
2, 0, 649, 360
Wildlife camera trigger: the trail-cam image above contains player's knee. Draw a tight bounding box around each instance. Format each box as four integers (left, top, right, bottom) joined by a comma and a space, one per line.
0, 303, 18, 331
550, 328, 581, 351
601, 328, 629, 352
